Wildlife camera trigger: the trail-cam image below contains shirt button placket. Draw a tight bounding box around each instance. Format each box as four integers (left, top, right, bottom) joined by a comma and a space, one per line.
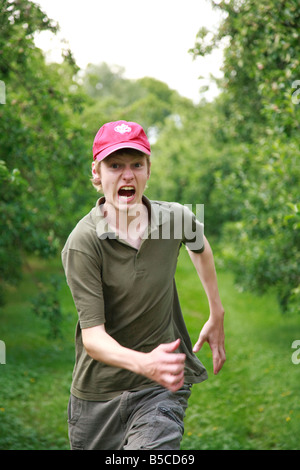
135, 251, 139, 271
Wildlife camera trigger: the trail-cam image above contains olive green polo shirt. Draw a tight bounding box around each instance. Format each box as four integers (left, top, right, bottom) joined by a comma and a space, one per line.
62, 196, 208, 401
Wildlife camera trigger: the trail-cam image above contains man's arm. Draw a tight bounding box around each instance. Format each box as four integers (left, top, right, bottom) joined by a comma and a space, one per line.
187, 235, 226, 375
82, 324, 186, 392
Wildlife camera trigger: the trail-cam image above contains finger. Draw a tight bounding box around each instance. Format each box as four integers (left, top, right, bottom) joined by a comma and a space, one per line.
161, 338, 181, 353
164, 372, 185, 392
212, 347, 226, 375
166, 362, 185, 375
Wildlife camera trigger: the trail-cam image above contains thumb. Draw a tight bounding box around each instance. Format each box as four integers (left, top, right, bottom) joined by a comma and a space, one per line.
161, 338, 181, 353
193, 335, 205, 353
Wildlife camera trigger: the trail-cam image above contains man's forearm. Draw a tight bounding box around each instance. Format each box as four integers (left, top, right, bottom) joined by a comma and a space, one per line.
187, 236, 224, 318
188, 237, 226, 373
82, 324, 145, 374
82, 325, 186, 391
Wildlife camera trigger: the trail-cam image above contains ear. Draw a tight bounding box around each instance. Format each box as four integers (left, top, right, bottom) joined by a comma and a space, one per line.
92, 161, 101, 180
92, 161, 97, 177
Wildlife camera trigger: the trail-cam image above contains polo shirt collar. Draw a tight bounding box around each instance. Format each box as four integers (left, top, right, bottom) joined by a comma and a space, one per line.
91, 195, 168, 240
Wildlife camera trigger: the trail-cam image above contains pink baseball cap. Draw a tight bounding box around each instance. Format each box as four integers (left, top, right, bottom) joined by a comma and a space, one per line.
93, 120, 151, 161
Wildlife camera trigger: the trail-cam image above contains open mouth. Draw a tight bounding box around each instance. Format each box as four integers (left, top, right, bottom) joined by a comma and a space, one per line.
118, 186, 136, 201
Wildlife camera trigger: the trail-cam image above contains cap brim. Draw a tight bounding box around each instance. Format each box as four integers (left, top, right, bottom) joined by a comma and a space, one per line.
95, 142, 151, 161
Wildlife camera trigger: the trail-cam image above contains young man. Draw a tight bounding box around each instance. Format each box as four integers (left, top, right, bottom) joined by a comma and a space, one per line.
62, 120, 225, 450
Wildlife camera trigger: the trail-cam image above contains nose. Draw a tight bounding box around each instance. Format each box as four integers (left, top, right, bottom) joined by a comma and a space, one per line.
122, 165, 134, 181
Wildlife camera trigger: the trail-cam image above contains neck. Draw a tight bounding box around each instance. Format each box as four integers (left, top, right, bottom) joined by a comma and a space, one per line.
103, 200, 149, 242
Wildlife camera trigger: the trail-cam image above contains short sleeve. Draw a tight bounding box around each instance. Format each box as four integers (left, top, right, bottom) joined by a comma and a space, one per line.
61, 249, 105, 328
181, 205, 205, 253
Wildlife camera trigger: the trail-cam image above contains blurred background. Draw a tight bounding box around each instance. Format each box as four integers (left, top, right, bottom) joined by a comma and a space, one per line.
0, 0, 299, 450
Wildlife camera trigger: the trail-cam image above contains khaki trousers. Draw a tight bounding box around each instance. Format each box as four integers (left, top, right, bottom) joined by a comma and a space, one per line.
68, 385, 191, 450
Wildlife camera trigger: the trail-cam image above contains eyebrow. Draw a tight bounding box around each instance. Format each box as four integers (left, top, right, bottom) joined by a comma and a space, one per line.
105, 155, 145, 163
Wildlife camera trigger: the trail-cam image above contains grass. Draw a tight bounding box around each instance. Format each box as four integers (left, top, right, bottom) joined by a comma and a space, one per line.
0, 249, 299, 450
177, 249, 300, 450
0, 257, 74, 450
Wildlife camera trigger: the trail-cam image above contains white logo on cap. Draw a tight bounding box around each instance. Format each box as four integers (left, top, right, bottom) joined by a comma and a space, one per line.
114, 124, 132, 134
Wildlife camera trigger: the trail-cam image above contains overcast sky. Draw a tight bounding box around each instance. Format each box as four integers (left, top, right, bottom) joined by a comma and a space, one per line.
33, 0, 224, 102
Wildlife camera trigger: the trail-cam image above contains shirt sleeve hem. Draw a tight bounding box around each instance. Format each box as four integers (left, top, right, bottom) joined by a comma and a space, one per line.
185, 243, 205, 254
79, 319, 105, 329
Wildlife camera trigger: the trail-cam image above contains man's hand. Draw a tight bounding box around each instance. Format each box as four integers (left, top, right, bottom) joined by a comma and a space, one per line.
143, 339, 186, 392
193, 316, 226, 375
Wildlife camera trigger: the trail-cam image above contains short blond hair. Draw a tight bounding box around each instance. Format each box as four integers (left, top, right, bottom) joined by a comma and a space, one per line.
91, 148, 150, 193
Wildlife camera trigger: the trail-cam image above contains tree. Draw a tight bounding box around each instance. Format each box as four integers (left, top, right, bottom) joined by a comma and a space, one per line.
0, 0, 89, 303
190, 0, 300, 142
190, 0, 300, 313
81, 62, 189, 137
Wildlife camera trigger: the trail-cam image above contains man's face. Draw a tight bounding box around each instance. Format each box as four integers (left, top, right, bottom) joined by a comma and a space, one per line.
99, 152, 151, 213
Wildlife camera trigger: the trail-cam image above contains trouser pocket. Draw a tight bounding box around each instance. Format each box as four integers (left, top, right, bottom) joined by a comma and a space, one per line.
68, 395, 85, 450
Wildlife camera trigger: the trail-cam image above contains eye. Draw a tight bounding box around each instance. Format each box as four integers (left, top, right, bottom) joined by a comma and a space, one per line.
111, 163, 120, 169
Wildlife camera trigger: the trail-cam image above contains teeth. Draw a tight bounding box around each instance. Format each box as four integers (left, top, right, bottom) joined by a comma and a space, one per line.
118, 186, 135, 200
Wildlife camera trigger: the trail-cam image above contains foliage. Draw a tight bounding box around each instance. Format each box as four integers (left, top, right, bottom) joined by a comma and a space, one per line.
190, 0, 300, 142
31, 275, 63, 339
0, 0, 90, 303
218, 138, 300, 312
190, 0, 300, 313
81, 61, 193, 137
0, 160, 27, 304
